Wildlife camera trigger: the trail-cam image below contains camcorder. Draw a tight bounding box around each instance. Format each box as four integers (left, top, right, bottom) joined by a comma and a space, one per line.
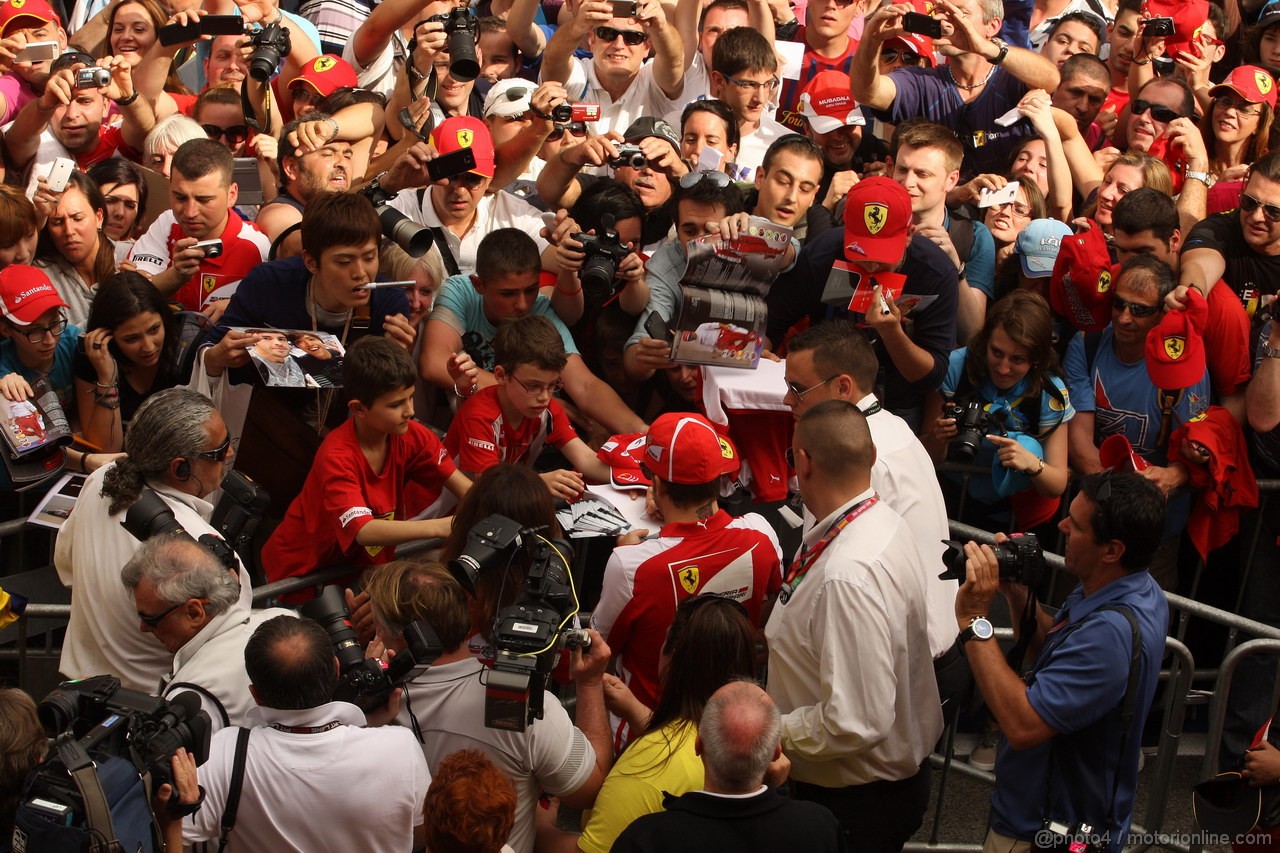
14, 676, 211, 850
551, 103, 600, 123
302, 585, 444, 712
942, 399, 1004, 463
448, 514, 588, 732
427, 9, 480, 82
359, 180, 434, 257
247, 22, 291, 82
573, 214, 632, 307
939, 532, 1046, 587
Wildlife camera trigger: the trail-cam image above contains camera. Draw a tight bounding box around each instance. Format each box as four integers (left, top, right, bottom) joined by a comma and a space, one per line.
247, 22, 292, 82
74, 66, 110, 89
447, 514, 585, 731
938, 532, 1046, 586
428, 9, 480, 82
609, 143, 648, 170
942, 399, 1002, 463
122, 469, 268, 572
193, 238, 223, 258
574, 214, 632, 306
210, 469, 270, 570
302, 585, 444, 712
551, 103, 600, 123
360, 180, 434, 257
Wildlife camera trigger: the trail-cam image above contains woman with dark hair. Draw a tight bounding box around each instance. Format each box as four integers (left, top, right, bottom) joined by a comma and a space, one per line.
73, 272, 180, 452
1199, 66, 1277, 212
36, 171, 117, 329
87, 158, 148, 252
924, 291, 1073, 532
578, 595, 758, 853
679, 99, 740, 173
0, 187, 39, 272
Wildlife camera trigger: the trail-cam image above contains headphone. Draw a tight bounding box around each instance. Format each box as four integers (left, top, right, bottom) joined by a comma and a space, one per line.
175, 458, 191, 480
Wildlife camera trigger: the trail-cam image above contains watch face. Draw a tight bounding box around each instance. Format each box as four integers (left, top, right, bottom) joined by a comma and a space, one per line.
973, 618, 995, 640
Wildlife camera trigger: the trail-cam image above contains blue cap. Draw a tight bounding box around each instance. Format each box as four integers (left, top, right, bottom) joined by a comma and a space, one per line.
991, 433, 1045, 498
1015, 219, 1073, 279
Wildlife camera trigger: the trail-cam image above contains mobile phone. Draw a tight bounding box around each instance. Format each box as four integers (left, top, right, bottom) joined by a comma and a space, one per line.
644, 312, 670, 341
200, 14, 246, 36
157, 19, 202, 46
233, 157, 263, 205
1141, 16, 1175, 37
611, 0, 638, 17
46, 158, 75, 193
901, 11, 943, 39
426, 147, 478, 182
194, 239, 224, 258
15, 41, 59, 62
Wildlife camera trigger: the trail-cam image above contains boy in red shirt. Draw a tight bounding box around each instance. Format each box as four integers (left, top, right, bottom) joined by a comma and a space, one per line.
444, 314, 610, 500
263, 337, 472, 591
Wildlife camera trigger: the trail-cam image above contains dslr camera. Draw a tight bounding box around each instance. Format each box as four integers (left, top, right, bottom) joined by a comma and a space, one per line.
427, 8, 480, 82
942, 399, 1003, 463
302, 585, 444, 712
360, 179, 433, 257
573, 214, 632, 306
608, 143, 648, 170
247, 22, 291, 82
939, 532, 1046, 587
123, 469, 268, 572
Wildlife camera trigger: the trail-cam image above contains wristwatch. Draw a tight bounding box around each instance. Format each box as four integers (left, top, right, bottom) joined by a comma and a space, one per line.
1263, 343, 1280, 360
959, 616, 995, 646
1185, 170, 1213, 187
988, 38, 1009, 66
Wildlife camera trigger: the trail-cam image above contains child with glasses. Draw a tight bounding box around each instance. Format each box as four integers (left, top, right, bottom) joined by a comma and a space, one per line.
444, 314, 609, 500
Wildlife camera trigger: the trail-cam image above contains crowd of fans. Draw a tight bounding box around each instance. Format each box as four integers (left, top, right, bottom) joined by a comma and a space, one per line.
4, 0, 1280, 848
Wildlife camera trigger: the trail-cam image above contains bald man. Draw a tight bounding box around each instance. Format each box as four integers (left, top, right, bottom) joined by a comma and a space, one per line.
765, 401, 943, 853
612, 681, 846, 853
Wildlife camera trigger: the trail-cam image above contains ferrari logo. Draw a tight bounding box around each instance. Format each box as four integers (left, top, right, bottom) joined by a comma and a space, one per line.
202, 274, 217, 294
679, 567, 700, 595
10, 0, 25, 9
1259, 72, 1274, 96
1164, 336, 1186, 360
717, 436, 734, 460
864, 203, 888, 235
1097, 269, 1112, 294
314, 56, 336, 72
456, 129, 474, 147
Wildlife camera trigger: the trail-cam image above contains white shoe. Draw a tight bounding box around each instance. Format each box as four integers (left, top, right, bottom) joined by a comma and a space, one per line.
970, 728, 1000, 772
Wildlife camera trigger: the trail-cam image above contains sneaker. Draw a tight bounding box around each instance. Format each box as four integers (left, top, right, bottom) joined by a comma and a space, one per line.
970, 728, 1000, 772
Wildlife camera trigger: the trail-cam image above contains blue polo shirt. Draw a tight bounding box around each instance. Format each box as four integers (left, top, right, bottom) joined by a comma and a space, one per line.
990, 570, 1168, 849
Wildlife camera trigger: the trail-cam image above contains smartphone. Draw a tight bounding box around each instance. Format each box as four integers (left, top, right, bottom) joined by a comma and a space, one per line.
644, 312, 670, 341
200, 14, 246, 36
15, 41, 59, 62
610, 0, 638, 17
1142, 16, 1175, 37
157, 19, 202, 46
426, 147, 478, 182
46, 158, 75, 193
194, 239, 224, 258
901, 11, 943, 38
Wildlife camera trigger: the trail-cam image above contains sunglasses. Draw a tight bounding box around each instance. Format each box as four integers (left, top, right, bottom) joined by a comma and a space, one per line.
196, 433, 237, 462
783, 375, 837, 400
548, 122, 588, 142
1213, 95, 1261, 117
138, 599, 204, 628
202, 124, 250, 145
678, 169, 733, 189
1130, 99, 1183, 124
445, 172, 488, 190
1240, 192, 1280, 223
1111, 294, 1160, 318
595, 26, 647, 45
881, 48, 922, 65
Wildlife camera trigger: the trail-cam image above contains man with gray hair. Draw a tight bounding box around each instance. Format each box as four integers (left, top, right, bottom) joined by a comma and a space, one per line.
613, 681, 846, 852
122, 535, 294, 731
56, 388, 252, 692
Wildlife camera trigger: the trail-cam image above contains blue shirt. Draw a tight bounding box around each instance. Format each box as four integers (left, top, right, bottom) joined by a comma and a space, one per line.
429, 273, 579, 372
991, 570, 1168, 849
0, 326, 81, 491
956, 216, 997, 299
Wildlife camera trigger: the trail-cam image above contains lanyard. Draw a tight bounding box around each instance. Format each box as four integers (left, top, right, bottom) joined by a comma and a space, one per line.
779, 494, 879, 604
268, 720, 341, 734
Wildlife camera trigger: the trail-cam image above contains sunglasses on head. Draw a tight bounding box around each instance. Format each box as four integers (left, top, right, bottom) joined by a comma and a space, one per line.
1241, 192, 1280, 223
880, 48, 922, 65
548, 122, 588, 141
202, 123, 249, 145
1130, 99, 1183, 124
678, 169, 733, 189
595, 26, 647, 45
1111, 294, 1160, 318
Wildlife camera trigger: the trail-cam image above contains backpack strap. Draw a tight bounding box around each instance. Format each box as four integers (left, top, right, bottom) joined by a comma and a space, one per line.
217, 727, 252, 853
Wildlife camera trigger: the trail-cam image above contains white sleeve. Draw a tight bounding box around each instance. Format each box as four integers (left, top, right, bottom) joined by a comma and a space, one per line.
531, 695, 597, 797
590, 550, 635, 642
128, 215, 173, 276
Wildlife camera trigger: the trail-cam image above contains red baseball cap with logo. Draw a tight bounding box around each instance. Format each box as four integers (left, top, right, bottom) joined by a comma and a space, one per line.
1143, 0, 1210, 60
0, 264, 67, 326
597, 433, 651, 491
1209, 65, 1277, 111
1049, 224, 1114, 332
0, 0, 58, 37
644, 413, 739, 485
429, 116, 496, 178
289, 55, 358, 98
1145, 286, 1208, 390
797, 71, 865, 134
1098, 434, 1151, 473
843, 177, 912, 266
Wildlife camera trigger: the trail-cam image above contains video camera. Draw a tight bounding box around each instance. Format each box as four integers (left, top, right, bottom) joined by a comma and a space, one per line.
447, 514, 588, 732
939, 532, 1046, 587
122, 469, 268, 572
942, 399, 1004, 463
302, 585, 444, 712
573, 214, 632, 307
359, 180, 434, 257
426, 9, 480, 82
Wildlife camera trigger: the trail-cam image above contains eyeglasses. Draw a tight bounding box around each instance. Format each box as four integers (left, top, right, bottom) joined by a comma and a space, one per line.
1130, 99, 1183, 124
880, 48, 923, 65
138, 599, 202, 629
15, 316, 67, 343
989, 199, 1034, 217
1240, 192, 1280, 223
195, 433, 238, 462
201, 124, 249, 146
548, 122, 588, 142
784, 446, 809, 469
784, 375, 837, 400
1111, 294, 1161, 318
1213, 95, 1261, 117
595, 26, 647, 45
508, 373, 564, 396
722, 73, 780, 93
445, 172, 488, 190
678, 169, 733, 189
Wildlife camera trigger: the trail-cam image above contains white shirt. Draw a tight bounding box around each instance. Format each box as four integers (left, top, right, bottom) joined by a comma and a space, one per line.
341, 35, 403, 100
547, 58, 680, 138
765, 489, 943, 787
388, 187, 549, 276
735, 113, 791, 180
55, 463, 254, 692
37, 254, 100, 331
184, 701, 429, 852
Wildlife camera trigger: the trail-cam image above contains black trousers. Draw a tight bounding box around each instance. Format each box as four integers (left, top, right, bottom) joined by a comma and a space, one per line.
792, 763, 932, 853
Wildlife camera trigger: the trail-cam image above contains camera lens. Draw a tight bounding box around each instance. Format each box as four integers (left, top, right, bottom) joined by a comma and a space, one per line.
580, 254, 617, 305
551, 104, 572, 122
375, 205, 434, 257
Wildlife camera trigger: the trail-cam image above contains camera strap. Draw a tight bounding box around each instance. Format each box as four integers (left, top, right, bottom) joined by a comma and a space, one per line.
217, 727, 252, 853
56, 738, 124, 852
415, 193, 461, 278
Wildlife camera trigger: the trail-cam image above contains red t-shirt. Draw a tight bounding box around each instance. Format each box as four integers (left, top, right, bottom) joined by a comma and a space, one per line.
262, 419, 457, 584
1205, 278, 1253, 397
443, 385, 577, 475
127, 209, 270, 311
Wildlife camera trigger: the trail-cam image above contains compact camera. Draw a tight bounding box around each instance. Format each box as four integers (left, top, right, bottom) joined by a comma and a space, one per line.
608, 144, 648, 170
74, 67, 110, 89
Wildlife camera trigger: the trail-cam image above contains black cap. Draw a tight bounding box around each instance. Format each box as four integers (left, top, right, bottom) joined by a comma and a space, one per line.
623, 116, 679, 150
